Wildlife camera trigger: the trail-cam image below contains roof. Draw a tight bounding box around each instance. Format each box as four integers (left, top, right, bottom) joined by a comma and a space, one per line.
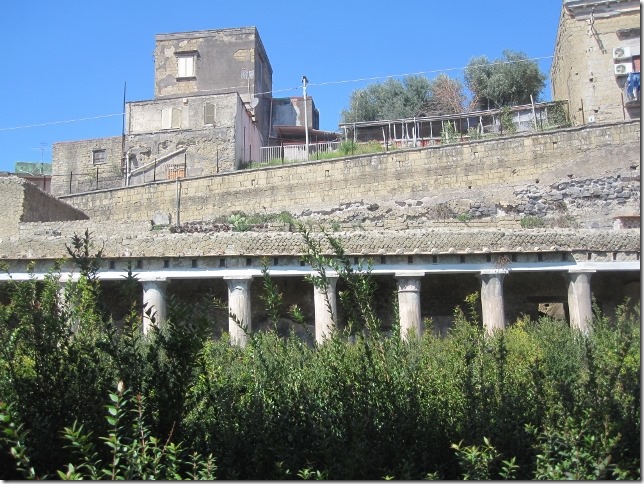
273, 125, 339, 142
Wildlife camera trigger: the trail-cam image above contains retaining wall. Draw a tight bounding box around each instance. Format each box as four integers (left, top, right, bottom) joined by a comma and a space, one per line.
57, 121, 640, 226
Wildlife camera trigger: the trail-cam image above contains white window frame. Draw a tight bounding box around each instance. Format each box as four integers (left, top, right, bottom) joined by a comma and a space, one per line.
176, 52, 196, 79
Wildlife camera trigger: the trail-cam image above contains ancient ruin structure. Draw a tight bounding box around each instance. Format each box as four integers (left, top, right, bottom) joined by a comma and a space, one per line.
2, 4, 640, 344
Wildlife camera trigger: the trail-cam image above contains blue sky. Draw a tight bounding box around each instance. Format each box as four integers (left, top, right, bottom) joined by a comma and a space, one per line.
0, 0, 564, 173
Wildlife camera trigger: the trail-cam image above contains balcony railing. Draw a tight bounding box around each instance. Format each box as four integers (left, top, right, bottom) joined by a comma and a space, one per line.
259, 141, 342, 164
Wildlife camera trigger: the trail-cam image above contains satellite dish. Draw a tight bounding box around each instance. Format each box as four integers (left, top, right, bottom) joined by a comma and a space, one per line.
250, 97, 259, 108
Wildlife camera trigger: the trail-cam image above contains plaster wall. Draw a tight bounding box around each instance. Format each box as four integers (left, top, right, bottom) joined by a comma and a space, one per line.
154, 27, 272, 141
125, 93, 241, 179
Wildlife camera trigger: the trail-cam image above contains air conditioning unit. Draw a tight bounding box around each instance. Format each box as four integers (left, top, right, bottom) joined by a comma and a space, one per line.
613, 46, 632, 60
614, 63, 633, 76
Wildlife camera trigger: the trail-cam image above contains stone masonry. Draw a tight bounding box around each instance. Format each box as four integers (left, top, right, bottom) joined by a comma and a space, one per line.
56, 121, 640, 229
551, 0, 640, 125
0, 176, 88, 235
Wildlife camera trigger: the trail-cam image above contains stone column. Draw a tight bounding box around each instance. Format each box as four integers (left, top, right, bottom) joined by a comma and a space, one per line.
224, 276, 253, 346
566, 270, 594, 334
313, 275, 338, 343
141, 279, 168, 334
395, 272, 423, 340
480, 270, 508, 334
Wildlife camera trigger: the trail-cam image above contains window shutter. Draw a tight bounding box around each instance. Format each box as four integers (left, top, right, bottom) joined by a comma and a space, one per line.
185, 56, 194, 76
204, 103, 215, 125
161, 108, 172, 129
171, 107, 181, 129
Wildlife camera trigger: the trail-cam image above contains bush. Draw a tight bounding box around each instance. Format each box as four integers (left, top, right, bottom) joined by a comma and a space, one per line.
0, 230, 640, 479
520, 215, 545, 228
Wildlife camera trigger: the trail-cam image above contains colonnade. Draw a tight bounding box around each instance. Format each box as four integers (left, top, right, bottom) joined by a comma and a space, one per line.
139, 269, 596, 344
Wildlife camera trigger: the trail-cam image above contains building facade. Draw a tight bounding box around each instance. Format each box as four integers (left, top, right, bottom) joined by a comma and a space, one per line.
52, 27, 275, 196
51, 26, 330, 197
551, 0, 640, 125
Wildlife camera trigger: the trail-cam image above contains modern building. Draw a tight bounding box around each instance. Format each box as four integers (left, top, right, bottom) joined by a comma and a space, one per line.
551, 0, 640, 125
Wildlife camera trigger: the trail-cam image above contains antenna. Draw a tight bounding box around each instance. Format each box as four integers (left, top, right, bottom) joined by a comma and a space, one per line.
30, 142, 49, 162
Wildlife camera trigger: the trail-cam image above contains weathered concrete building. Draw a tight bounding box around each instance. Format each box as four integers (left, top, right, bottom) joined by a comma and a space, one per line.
52, 27, 324, 196
52, 28, 270, 196
551, 0, 640, 125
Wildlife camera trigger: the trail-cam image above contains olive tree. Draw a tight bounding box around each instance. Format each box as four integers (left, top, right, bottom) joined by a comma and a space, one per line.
341, 74, 467, 123
464, 50, 546, 110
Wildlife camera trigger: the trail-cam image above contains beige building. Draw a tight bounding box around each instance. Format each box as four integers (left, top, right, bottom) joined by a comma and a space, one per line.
53, 28, 272, 196
51, 26, 330, 197
551, 0, 640, 125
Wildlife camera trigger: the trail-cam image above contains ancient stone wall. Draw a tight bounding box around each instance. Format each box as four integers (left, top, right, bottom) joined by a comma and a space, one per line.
56, 121, 640, 228
0, 177, 89, 235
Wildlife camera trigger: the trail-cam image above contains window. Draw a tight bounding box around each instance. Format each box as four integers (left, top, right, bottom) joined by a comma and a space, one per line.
161, 107, 181, 129
203, 102, 215, 125
176, 52, 196, 78
633, 55, 641, 73
92, 149, 106, 165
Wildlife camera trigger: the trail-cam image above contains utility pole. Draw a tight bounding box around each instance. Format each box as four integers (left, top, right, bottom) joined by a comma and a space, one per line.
302, 75, 309, 161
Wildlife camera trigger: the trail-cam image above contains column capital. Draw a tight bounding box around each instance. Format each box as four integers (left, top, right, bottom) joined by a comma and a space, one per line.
312, 270, 339, 279
140, 277, 168, 284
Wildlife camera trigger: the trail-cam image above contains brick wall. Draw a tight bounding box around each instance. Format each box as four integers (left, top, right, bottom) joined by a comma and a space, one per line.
57, 121, 640, 225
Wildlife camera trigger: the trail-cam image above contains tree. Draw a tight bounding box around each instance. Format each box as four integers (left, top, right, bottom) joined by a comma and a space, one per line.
464, 50, 546, 110
419, 74, 468, 116
341, 74, 467, 123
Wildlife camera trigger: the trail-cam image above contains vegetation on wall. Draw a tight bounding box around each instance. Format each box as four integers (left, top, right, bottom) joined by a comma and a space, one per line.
0, 230, 640, 480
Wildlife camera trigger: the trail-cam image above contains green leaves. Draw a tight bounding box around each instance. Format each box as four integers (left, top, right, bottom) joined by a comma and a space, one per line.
464, 50, 546, 110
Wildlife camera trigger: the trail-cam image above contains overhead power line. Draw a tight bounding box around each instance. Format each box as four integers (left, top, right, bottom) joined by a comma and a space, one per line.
0, 113, 124, 132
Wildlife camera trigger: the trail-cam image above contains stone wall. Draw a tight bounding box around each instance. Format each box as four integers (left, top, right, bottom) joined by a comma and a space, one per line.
125, 93, 241, 182
52, 136, 123, 196
0, 177, 88, 235
57, 121, 640, 227
1, 220, 639, 260
551, 3, 640, 125
154, 27, 273, 142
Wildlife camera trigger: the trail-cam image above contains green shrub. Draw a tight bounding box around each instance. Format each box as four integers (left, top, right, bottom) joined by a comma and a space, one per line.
0, 385, 216, 480
520, 215, 545, 228
0, 231, 639, 480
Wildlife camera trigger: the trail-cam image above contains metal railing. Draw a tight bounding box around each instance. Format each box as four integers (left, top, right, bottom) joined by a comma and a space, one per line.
259, 141, 341, 164
126, 148, 187, 186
